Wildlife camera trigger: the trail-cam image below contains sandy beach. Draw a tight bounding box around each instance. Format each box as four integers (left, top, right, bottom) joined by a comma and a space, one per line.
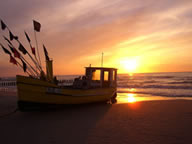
0, 91, 192, 144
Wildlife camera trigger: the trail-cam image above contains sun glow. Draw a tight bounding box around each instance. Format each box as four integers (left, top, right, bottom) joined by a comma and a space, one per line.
127, 93, 136, 103
119, 58, 139, 73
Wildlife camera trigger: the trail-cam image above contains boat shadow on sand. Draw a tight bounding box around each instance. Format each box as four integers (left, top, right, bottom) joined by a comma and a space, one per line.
0, 95, 113, 144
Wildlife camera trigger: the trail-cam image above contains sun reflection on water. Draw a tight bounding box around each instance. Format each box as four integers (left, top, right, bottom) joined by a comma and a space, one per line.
117, 92, 139, 103
116, 88, 138, 103
116, 91, 192, 104
127, 93, 136, 103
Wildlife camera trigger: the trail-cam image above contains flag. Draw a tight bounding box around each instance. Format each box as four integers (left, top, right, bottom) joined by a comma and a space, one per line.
0, 44, 11, 55
1, 20, 6, 30
21, 59, 27, 72
10, 55, 17, 65
3, 36, 12, 46
31, 47, 35, 55
24, 31, 31, 43
8, 44, 14, 53
18, 43, 27, 55
43, 45, 49, 61
24, 31, 35, 55
8, 45, 21, 59
9, 31, 18, 41
14, 49, 21, 59
33, 20, 41, 32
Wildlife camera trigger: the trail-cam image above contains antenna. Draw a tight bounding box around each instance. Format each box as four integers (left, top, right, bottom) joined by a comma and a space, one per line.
101, 52, 104, 67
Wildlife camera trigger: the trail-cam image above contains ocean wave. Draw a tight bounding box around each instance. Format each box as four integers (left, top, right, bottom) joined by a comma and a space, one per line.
168, 81, 192, 84
118, 75, 176, 79
117, 90, 192, 97
117, 85, 192, 89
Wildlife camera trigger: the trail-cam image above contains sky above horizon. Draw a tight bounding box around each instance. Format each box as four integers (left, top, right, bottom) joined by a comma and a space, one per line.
0, 0, 192, 76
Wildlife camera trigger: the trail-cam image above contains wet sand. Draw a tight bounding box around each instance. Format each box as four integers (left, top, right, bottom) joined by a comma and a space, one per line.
0, 91, 192, 144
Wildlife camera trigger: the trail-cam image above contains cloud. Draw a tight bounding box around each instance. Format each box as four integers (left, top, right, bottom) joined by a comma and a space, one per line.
1, 0, 192, 75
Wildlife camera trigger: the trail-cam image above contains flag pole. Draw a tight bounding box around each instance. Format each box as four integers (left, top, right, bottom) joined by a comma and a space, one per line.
0, 43, 34, 76
17, 61, 32, 76
17, 39, 42, 73
11, 57, 33, 76
1, 21, 42, 74
3, 38, 39, 76
24, 31, 42, 73
101, 52, 104, 67
30, 42, 41, 73
28, 40, 39, 68
19, 53, 39, 76
7, 43, 37, 76
34, 30, 42, 70
1, 19, 42, 76
7, 38, 40, 76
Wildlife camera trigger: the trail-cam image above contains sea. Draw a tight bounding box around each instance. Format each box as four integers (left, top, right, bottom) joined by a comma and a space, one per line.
1, 72, 192, 103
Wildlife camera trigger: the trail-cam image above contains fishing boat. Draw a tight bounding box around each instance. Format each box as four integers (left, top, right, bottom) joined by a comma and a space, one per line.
17, 59, 118, 110
0, 19, 117, 110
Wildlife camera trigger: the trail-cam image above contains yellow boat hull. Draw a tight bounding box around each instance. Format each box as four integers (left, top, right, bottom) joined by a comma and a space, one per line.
16, 75, 116, 108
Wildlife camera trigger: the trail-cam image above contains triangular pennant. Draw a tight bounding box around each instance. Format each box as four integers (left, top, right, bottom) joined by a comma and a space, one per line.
24, 31, 31, 43
10, 55, 17, 65
9, 31, 18, 41
1, 20, 6, 30
31, 47, 35, 55
43, 44, 50, 61
18, 43, 27, 55
24, 31, 35, 55
14, 49, 20, 59
8, 44, 21, 59
9, 31, 14, 41
33, 20, 41, 32
0, 44, 11, 55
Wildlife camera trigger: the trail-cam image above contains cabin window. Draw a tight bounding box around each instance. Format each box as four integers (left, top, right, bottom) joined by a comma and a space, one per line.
92, 70, 100, 80
113, 70, 116, 81
104, 71, 109, 81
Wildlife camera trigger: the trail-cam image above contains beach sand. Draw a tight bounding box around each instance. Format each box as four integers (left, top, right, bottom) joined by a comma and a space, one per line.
0, 92, 192, 144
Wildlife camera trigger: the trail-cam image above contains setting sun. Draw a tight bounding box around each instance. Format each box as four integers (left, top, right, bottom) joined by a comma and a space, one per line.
119, 58, 139, 73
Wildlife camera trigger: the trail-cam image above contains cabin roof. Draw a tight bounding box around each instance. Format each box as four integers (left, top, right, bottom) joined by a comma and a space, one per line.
85, 67, 117, 70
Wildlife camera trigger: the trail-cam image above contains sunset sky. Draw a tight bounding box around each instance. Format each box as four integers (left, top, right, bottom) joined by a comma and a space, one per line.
0, 0, 192, 76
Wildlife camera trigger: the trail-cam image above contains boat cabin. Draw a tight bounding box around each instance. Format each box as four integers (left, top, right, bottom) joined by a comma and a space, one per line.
73, 67, 117, 89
